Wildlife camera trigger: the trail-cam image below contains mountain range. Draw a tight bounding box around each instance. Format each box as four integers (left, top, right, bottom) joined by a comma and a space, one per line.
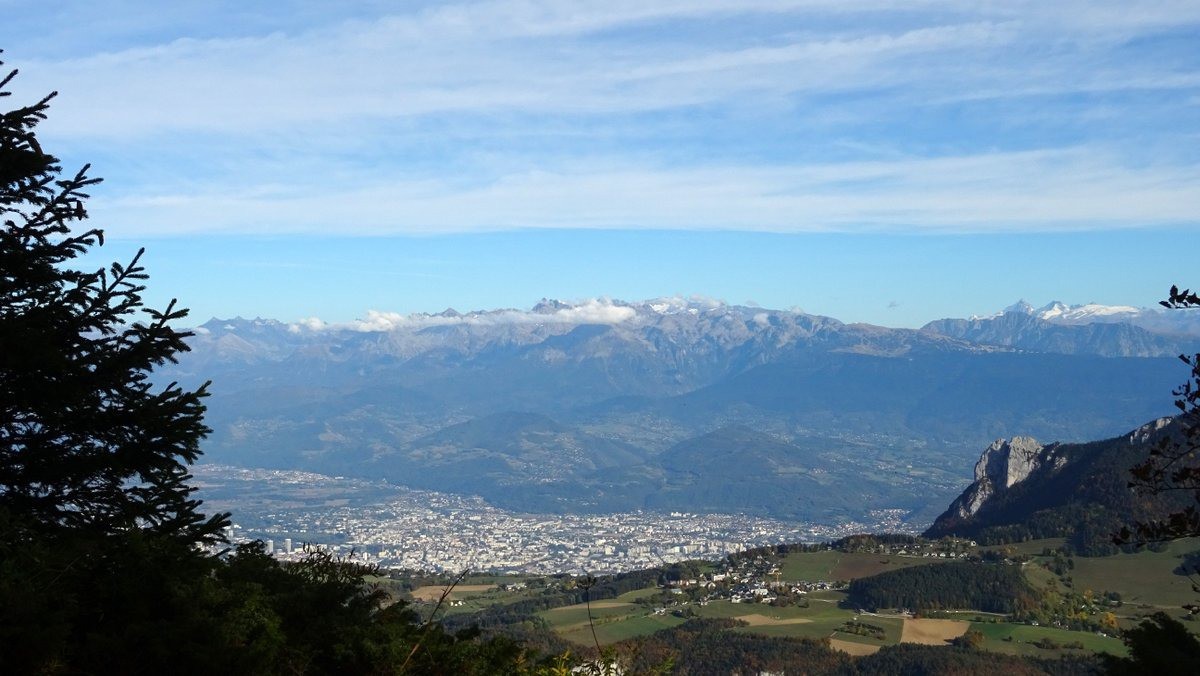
922, 300, 1199, 357
166, 298, 1197, 525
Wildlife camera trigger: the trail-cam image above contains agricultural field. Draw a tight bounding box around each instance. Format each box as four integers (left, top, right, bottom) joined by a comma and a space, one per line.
970, 621, 1126, 659
403, 535, 1200, 660
995, 538, 1068, 557
828, 639, 880, 656
539, 598, 685, 645
403, 578, 555, 616
1068, 538, 1200, 608
409, 583, 495, 602
900, 618, 968, 644
540, 601, 643, 631
778, 550, 842, 581
616, 587, 663, 602
554, 594, 910, 647
559, 614, 687, 645
779, 549, 949, 582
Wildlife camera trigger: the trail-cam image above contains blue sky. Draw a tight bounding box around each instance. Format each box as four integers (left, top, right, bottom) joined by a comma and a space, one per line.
5, 1, 1199, 326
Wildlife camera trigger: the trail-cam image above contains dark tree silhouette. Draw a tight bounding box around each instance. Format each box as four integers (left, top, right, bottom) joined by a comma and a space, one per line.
1113, 286, 1200, 620
1116, 286, 1200, 546
1105, 287, 1200, 674
0, 54, 569, 674
1103, 612, 1200, 675
0, 55, 228, 544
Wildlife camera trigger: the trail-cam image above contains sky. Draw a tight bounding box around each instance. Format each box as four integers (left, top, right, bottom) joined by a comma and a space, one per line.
4, 0, 1199, 327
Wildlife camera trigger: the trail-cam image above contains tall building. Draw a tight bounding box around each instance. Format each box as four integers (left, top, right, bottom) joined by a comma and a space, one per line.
265, 539, 274, 555
284, 538, 293, 554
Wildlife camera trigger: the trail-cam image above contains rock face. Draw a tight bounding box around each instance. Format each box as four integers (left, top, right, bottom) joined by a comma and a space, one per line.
924, 416, 1183, 548
947, 436, 1060, 521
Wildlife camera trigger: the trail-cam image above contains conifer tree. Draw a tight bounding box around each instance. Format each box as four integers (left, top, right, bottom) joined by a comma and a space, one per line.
0, 53, 228, 544
0, 55, 561, 674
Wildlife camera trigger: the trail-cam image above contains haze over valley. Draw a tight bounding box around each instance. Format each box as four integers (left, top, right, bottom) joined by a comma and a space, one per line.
184, 296, 1193, 563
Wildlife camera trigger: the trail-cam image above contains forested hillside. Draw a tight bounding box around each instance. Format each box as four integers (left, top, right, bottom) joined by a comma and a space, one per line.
846, 562, 1038, 613
925, 419, 1196, 554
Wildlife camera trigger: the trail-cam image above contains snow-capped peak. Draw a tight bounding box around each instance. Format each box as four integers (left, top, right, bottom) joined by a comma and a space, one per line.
1034, 301, 1070, 319
1034, 301, 1142, 323
1003, 300, 1035, 315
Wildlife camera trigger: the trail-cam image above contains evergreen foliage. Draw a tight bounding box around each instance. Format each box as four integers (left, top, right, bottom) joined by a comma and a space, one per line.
0, 54, 561, 674
1118, 285, 1200, 547
0, 56, 226, 546
853, 643, 1101, 676
622, 619, 852, 674
845, 562, 1039, 614
1102, 612, 1200, 676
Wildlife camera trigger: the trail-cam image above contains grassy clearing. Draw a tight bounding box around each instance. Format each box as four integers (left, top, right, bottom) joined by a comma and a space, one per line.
693, 600, 904, 643
779, 550, 949, 583
696, 601, 823, 621
737, 613, 813, 626
1069, 538, 1200, 608
780, 550, 842, 581
831, 553, 947, 580
408, 581, 492, 602
829, 638, 882, 656
1021, 560, 1060, 591
704, 601, 852, 641
409, 584, 494, 602
539, 602, 640, 630
900, 618, 968, 645
989, 538, 1068, 557
558, 614, 685, 646
971, 621, 1126, 658
615, 586, 661, 602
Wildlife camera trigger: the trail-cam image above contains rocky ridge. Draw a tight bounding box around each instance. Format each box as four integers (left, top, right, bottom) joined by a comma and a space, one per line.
925, 417, 1181, 551
944, 436, 1062, 521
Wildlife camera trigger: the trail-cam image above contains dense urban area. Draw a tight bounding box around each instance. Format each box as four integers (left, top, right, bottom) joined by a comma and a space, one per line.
195, 465, 916, 574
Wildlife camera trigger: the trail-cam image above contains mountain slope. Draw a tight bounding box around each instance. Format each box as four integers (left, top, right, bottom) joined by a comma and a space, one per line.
922, 310, 1188, 357
163, 298, 1186, 522
924, 418, 1194, 554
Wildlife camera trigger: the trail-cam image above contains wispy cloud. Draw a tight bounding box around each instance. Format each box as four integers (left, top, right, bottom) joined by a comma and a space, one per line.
88, 147, 1200, 235
4, 0, 1197, 235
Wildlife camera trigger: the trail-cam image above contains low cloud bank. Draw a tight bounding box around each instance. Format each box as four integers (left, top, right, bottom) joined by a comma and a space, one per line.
289, 298, 643, 333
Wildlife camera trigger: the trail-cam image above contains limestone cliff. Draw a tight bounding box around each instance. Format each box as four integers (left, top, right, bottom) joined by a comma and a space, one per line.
946, 436, 1063, 521
924, 417, 1181, 550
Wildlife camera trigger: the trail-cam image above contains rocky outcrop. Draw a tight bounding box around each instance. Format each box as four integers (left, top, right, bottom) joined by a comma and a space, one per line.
946, 436, 1062, 521
1128, 416, 1173, 445
924, 416, 1183, 547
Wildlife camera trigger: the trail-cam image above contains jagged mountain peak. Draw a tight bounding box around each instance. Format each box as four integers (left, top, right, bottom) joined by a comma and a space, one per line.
1003, 300, 1035, 316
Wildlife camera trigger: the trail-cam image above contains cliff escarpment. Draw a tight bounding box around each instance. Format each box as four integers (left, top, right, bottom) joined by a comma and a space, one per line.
925, 418, 1183, 554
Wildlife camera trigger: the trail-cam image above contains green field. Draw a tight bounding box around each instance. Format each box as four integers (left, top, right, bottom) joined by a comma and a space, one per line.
779, 550, 842, 581
431, 583, 549, 616
538, 598, 693, 646
780, 549, 948, 583
405, 534, 1200, 658
531, 586, 1133, 658
1069, 538, 1200, 608
539, 602, 643, 630
616, 586, 662, 602
988, 538, 1069, 557
693, 599, 901, 643
971, 621, 1127, 658
559, 614, 686, 645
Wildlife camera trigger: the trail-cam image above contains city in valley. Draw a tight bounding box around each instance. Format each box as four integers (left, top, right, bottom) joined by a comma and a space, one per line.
193, 465, 915, 575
